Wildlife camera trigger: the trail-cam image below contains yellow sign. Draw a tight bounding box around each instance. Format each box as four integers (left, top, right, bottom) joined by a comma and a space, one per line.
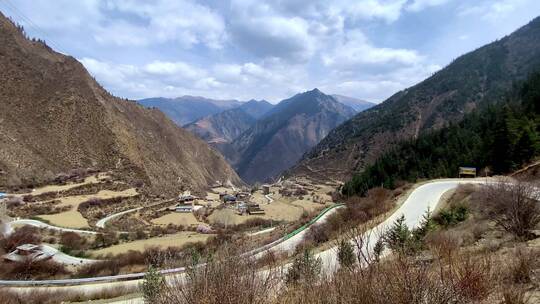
459, 167, 476, 177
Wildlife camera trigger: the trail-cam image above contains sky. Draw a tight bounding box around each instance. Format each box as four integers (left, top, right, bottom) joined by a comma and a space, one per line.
1, 0, 539, 103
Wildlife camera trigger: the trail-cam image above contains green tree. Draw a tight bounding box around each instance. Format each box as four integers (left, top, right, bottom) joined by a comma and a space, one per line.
286, 248, 322, 285
140, 265, 164, 303
337, 239, 356, 269
384, 215, 411, 253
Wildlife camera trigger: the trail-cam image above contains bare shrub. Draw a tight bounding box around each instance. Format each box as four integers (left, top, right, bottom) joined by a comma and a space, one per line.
159, 246, 279, 304
60, 231, 86, 251
451, 255, 493, 301
279, 252, 491, 304
426, 230, 461, 261
501, 286, 531, 304
304, 223, 329, 245
0, 285, 136, 304
480, 179, 540, 239
1, 258, 68, 280
2, 226, 41, 252
507, 247, 538, 284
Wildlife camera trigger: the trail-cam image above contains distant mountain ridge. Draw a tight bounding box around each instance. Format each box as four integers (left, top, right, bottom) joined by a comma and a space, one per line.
139, 96, 243, 126
224, 89, 356, 183
331, 94, 376, 112
290, 16, 540, 182
185, 100, 273, 146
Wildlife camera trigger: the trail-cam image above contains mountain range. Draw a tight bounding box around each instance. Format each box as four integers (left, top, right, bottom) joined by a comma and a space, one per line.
185, 100, 273, 147
223, 89, 356, 183
331, 95, 375, 112
138, 96, 243, 126
290, 16, 540, 182
0, 13, 241, 194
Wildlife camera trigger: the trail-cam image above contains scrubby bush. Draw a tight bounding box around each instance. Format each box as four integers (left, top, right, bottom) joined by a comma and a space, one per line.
434, 205, 469, 227
2, 226, 41, 252
480, 179, 540, 239
60, 231, 86, 251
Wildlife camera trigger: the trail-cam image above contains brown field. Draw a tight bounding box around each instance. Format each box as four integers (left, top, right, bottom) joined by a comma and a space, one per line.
39, 188, 138, 228
291, 199, 325, 212
12, 174, 109, 196
90, 232, 213, 256
151, 212, 201, 226
208, 199, 309, 226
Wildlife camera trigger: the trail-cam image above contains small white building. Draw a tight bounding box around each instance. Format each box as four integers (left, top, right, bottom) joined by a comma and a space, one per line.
175, 204, 203, 213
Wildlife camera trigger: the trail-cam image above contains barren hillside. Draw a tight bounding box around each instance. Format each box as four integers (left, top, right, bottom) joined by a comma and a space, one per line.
0, 13, 242, 194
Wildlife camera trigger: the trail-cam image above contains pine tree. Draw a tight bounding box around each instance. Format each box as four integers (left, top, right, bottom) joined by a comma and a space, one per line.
286, 248, 322, 285
384, 215, 412, 254
140, 266, 164, 303
337, 239, 356, 269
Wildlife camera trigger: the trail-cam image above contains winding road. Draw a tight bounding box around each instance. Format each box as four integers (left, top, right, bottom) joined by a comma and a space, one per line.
6, 219, 98, 235
0, 178, 491, 294
95, 207, 143, 229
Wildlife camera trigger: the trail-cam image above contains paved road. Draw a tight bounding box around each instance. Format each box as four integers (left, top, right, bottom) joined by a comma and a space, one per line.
6, 219, 98, 235
95, 207, 143, 229
316, 179, 490, 271
40, 244, 97, 266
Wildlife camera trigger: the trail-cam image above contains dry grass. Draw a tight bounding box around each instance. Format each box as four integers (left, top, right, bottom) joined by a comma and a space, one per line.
158, 246, 280, 304
151, 212, 201, 226
90, 232, 212, 256
38, 188, 138, 228
0, 284, 136, 304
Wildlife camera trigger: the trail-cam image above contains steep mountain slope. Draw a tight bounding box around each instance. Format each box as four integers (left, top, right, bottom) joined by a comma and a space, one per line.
344, 72, 540, 196
185, 100, 273, 145
331, 94, 376, 112
291, 16, 540, 182
139, 96, 242, 126
0, 13, 241, 194
226, 89, 356, 183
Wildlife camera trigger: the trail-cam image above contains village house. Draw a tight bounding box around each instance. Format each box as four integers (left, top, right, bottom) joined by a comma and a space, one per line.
3, 244, 53, 263
175, 204, 203, 213
247, 203, 265, 215
236, 191, 251, 200
222, 194, 237, 203
178, 192, 197, 203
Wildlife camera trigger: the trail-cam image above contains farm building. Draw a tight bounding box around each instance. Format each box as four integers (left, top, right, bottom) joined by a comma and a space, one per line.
247, 204, 265, 215
3, 244, 53, 263
222, 194, 237, 203
175, 204, 203, 213
236, 192, 251, 200
178, 193, 197, 203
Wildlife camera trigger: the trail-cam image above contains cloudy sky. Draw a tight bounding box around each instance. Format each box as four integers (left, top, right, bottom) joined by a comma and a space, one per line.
1, 0, 539, 103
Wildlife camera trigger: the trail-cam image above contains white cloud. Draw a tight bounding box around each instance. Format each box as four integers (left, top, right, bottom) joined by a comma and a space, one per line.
406, 0, 452, 12
345, 0, 407, 23
96, 0, 226, 48
143, 61, 205, 79
228, 1, 317, 62
323, 30, 422, 69
458, 0, 523, 22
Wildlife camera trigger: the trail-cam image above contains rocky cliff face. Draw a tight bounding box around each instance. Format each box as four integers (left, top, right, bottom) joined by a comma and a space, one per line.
0, 13, 242, 194
291, 17, 540, 182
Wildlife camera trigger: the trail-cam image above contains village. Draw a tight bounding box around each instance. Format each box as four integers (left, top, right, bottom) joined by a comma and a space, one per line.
0, 171, 338, 272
